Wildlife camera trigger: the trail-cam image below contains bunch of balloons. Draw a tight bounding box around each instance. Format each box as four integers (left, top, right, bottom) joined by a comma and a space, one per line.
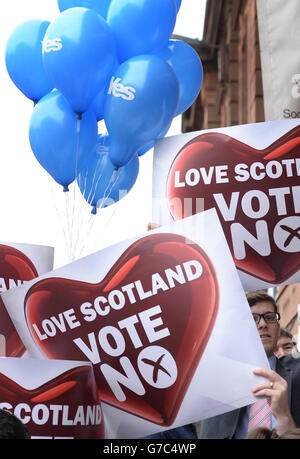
5, 0, 203, 213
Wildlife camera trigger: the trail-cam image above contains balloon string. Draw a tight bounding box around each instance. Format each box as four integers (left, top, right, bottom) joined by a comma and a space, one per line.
64, 189, 72, 260
76, 171, 120, 259
71, 150, 106, 260
47, 176, 71, 263
86, 151, 107, 206
96, 167, 120, 213
75, 211, 96, 259
72, 140, 117, 260
67, 184, 86, 261
85, 138, 111, 208
75, 167, 121, 260
71, 184, 92, 261
69, 118, 82, 261
76, 204, 118, 260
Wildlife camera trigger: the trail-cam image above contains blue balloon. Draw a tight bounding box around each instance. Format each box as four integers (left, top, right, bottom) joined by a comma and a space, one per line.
29, 90, 98, 190
57, 0, 111, 18
91, 86, 106, 121
104, 55, 179, 167
77, 134, 139, 213
91, 57, 119, 121
175, 0, 182, 12
137, 123, 171, 156
156, 40, 203, 116
43, 8, 117, 114
5, 19, 54, 102
107, 0, 176, 62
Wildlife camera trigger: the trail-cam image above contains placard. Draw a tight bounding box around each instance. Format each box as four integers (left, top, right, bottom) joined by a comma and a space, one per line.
0, 242, 54, 357
0, 357, 104, 439
152, 119, 300, 290
1, 210, 269, 438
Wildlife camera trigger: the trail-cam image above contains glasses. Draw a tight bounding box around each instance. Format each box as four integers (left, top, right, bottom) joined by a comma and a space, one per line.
252, 312, 280, 325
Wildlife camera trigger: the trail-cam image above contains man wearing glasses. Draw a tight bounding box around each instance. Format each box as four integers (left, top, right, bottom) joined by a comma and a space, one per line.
199, 291, 300, 438
275, 326, 298, 358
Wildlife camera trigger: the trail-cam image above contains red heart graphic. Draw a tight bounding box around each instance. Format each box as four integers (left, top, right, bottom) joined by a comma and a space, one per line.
0, 365, 105, 438
0, 245, 38, 357
24, 233, 219, 426
167, 126, 300, 284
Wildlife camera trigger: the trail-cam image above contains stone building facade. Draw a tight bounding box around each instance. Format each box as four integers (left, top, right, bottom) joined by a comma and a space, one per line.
181, 0, 299, 338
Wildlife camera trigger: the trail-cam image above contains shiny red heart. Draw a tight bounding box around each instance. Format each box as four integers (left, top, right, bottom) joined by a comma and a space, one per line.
25, 233, 219, 426
0, 365, 105, 438
167, 126, 300, 284
0, 244, 38, 357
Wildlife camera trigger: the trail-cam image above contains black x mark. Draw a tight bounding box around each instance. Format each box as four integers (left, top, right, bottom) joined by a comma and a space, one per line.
141, 354, 171, 383
280, 225, 300, 248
